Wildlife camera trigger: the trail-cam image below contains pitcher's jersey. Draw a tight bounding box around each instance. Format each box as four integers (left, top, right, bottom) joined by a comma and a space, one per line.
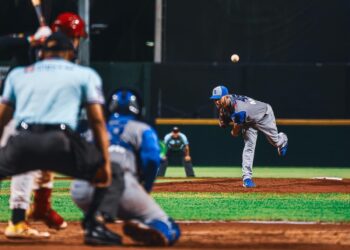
1, 58, 104, 130
232, 95, 268, 124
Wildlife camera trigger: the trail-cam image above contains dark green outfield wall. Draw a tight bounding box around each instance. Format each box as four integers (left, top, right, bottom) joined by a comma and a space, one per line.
85, 62, 350, 167
156, 125, 350, 167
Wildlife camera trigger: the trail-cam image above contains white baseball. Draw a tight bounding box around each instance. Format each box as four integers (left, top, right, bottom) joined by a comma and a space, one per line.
231, 54, 240, 63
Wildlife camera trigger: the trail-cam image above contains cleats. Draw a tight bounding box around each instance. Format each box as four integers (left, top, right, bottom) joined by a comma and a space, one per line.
5, 221, 50, 239
243, 178, 256, 188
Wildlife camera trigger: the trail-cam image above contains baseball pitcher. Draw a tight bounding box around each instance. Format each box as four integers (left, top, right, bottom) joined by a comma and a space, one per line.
210, 85, 288, 188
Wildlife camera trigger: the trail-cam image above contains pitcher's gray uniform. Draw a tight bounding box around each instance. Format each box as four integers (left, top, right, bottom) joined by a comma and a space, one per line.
223, 94, 288, 181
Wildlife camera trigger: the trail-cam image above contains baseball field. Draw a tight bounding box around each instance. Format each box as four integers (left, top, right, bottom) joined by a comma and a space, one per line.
0, 166, 349, 249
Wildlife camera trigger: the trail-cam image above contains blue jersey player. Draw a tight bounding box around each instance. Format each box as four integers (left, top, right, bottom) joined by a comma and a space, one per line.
71, 89, 181, 246
211, 85, 288, 188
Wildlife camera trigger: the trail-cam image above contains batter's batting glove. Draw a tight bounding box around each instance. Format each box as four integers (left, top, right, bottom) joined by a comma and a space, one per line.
27, 26, 52, 46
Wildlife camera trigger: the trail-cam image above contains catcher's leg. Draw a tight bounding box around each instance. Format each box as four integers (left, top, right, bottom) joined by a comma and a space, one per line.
30, 171, 67, 230
119, 172, 181, 246
70, 171, 181, 246
242, 127, 258, 187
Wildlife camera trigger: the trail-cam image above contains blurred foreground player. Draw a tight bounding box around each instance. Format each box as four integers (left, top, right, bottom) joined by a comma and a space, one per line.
2, 12, 88, 237
0, 32, 122, 245
210, 85, 288, 188
71, 89, 181, 246
157, 127, 195, 177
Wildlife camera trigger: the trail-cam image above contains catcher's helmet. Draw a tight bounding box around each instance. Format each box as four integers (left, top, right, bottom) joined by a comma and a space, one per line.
108, 89, 142, 116
52, 12, 87, 38
210, 85, 228, 100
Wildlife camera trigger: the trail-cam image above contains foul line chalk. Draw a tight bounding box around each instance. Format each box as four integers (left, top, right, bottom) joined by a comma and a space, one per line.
312, 177, 343, 181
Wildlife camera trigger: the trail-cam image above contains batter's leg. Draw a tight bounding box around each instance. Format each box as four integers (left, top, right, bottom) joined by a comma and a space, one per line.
30, 171, 67, 230
6, 171, 51, 239
10, 172, 35, 211
242, 127, 258, 181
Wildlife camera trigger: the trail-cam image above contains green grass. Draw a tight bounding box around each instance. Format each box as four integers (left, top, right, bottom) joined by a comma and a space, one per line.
1, 191, 349, 222
154, 192, 350, 222
162, 166, 350, 178
1, 167, 350, 222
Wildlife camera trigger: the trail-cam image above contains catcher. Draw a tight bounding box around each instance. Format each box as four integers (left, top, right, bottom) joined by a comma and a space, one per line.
71, 88, 181, 246
210, 85, 288, 188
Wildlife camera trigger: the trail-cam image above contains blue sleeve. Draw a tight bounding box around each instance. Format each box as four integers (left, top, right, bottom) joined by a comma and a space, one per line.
231, 111, 246, 124
139, 128, 161, 192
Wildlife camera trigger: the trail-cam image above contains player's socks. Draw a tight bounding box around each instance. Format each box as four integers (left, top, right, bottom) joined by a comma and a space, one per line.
12, 208, 26, 224
30, 187, 67, 229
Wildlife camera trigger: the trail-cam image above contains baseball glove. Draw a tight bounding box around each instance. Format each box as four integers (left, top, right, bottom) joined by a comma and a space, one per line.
218, 107, 232, 128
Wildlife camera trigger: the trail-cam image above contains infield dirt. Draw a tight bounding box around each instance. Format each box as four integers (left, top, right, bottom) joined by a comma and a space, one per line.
0, 178, 349, 249
154, 177, 350, 193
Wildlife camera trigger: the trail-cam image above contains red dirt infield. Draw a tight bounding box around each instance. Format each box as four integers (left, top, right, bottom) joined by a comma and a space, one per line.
154, 177, 350, 193
0, 178, 349, 249
0, 221, 349, 250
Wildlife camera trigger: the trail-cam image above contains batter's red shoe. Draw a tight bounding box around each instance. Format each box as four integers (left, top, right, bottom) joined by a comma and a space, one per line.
29, 187, 68, 230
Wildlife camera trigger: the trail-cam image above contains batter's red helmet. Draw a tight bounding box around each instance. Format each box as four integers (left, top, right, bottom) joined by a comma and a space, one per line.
52, 12, 87, 38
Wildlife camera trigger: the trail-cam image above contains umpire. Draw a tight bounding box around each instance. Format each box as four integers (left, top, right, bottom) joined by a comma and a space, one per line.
158, 127, 195, 177
0, 32, 121, 245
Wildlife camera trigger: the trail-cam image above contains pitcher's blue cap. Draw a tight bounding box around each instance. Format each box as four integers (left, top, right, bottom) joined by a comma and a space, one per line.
210, 86, 228, 100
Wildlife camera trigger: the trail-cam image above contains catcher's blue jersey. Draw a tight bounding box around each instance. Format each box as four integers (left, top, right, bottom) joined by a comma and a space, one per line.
107, 114, 160, 192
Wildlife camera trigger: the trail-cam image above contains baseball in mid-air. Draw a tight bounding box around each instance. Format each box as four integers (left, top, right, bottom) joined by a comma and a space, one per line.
230, 54, 240, 63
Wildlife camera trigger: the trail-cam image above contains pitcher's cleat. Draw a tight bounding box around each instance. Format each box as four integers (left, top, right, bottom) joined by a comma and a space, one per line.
277, 132, 288, 157
5, 221, 50, 239
278, 142, 288, 157
243, 178, 256, 188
